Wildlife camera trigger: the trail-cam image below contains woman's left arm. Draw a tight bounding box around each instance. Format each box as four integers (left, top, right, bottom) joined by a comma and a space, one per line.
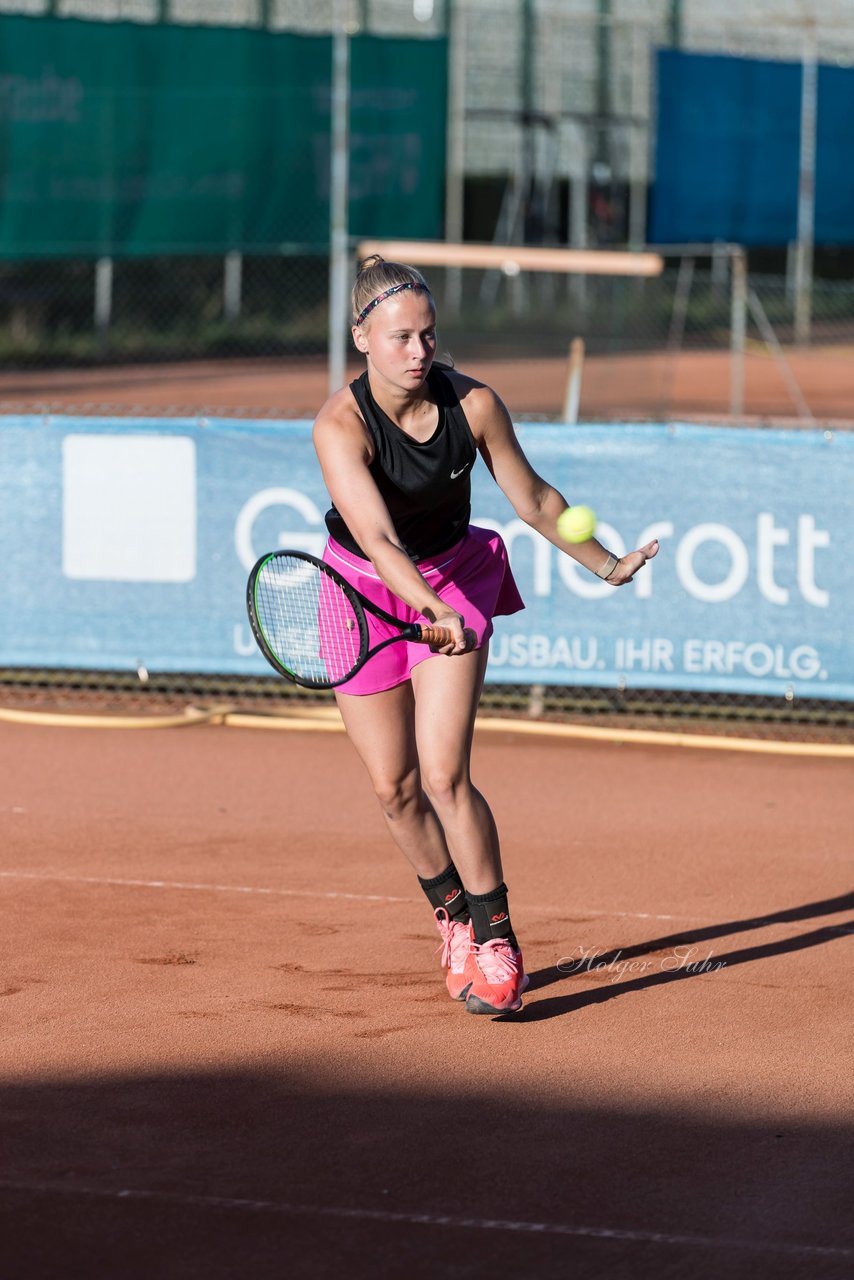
466, 384, 658, 586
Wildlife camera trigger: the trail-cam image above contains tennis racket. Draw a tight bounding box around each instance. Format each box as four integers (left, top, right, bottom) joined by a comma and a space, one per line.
246, 550, 456, 689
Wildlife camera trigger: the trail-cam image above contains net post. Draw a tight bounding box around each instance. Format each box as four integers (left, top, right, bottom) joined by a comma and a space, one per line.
562, 337, 585, 423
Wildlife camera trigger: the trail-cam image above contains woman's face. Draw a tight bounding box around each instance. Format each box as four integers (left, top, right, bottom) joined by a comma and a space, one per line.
353, 290, 437, 392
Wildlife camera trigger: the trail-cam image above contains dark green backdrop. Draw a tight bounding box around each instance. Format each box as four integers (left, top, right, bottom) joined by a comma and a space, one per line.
0, 17, 448, 257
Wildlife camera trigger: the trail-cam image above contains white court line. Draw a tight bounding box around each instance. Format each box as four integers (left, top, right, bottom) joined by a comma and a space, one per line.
0, 870, 711, 923
0, 1179, 850, 1261
0, 870, 411, 905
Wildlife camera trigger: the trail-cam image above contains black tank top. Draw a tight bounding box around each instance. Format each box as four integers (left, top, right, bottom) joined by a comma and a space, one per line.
324, 364, 478, 561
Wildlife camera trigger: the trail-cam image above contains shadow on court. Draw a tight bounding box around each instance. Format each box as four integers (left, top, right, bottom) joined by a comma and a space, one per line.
0, 1068, 852, 1280
514, 890, 854, 1024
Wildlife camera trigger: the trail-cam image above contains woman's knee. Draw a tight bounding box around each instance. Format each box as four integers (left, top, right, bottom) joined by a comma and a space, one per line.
372, 768, 422, 821
420, 764, 469, 809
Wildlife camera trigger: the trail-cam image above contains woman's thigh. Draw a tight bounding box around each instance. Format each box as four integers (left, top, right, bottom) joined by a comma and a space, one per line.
410, 643, 489, 785
334, 680, 418, 791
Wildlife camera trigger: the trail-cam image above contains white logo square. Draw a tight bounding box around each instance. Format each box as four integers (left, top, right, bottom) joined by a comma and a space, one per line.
62, 434, 197, 583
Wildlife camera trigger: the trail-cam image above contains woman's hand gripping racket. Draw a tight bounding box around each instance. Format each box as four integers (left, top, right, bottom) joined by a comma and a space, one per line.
246, 550, 458, 689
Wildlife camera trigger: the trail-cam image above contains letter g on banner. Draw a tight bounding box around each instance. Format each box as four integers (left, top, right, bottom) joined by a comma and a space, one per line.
234, 488, 325, 571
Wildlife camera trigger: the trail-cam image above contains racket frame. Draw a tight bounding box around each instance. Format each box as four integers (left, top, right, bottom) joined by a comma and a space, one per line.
246, 549, 437, 690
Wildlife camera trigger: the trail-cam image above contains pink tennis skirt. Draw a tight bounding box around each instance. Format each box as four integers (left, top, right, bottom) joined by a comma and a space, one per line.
322, 526, 525, 695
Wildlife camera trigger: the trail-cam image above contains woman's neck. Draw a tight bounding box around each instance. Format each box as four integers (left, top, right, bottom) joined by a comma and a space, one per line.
367, 367, 436, 431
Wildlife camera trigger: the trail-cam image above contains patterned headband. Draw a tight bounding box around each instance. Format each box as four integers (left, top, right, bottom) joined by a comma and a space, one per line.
355, 280, 429, 326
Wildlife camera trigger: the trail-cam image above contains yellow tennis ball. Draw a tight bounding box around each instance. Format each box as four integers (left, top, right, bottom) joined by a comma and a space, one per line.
557, 504, 597, 544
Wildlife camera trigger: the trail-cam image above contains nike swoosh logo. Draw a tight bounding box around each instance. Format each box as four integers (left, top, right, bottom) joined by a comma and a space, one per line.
450, 466, 469, 479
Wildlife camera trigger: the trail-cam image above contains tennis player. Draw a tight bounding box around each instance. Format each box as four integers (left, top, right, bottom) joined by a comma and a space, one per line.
312, 255, 658, 1014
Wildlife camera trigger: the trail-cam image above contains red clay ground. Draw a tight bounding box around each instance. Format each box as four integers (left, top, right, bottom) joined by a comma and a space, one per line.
1, 717, 852, 1279
0, 346, 851, 421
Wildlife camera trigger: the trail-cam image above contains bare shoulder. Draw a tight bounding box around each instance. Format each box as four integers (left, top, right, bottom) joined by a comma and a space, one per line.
312, 385, 372, 459
441, 367, 509, 440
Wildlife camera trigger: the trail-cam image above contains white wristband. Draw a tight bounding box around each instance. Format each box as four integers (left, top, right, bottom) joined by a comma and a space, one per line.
594, 553, 619, 580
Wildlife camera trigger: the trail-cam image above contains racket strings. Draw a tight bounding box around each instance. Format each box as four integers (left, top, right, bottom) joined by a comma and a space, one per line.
255, 557, 362, 684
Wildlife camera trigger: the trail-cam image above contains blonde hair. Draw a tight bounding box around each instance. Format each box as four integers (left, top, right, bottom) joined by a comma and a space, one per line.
351, 254, 433, 326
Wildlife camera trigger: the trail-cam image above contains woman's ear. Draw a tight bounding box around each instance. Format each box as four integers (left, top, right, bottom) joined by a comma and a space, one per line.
352, 325, 369, 353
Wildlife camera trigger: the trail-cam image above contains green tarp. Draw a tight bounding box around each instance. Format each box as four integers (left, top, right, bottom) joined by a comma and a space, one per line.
0, 17, 448, 257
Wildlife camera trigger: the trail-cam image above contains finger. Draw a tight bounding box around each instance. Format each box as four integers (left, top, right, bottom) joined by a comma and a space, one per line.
423, 624, 456, 647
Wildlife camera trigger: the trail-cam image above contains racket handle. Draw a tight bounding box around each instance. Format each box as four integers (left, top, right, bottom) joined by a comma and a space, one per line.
417, 623, 457, 647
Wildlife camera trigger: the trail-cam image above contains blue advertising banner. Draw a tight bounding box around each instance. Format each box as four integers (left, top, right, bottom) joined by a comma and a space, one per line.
1, 416, 850, 699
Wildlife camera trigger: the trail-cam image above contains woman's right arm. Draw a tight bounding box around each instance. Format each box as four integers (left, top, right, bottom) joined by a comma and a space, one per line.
312, 395, 469, 652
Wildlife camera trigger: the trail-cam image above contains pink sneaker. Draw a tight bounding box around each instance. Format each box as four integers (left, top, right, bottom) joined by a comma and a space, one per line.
465, 938, 529, 1014
434, 907, 474, 1001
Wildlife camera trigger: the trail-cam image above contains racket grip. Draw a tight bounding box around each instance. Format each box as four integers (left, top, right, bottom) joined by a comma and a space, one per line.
418, 623, 457, 647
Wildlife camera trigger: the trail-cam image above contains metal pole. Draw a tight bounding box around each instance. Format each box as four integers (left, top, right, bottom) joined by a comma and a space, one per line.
444, 0, 466, 313
224, 251, 243, 322
795, 32, 817, 346
627, 18, 647, 250
513, 0, 536, 316
328, 19, 351, 398
520, 0, 535, 229
94, 256, 113, 334
729, 248, 747, 418
659, 255, 694, 416
595, 0, 612, 168
562, 337, 585, 423
748, 285, 814, 423
569, 124, 588, 309
668, 0, 682, 48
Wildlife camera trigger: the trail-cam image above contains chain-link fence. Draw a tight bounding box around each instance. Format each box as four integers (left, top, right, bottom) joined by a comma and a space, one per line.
2, 253, 851, 424
0, 254, 330, 369
2, 667, 853, 745
1, 1, 852, 422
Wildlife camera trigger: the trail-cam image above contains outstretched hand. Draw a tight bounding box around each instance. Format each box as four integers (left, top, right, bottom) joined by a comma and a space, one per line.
605, 538, 660, 586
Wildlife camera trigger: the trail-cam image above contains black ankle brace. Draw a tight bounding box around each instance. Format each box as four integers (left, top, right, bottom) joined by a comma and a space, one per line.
418, 863, 469, 922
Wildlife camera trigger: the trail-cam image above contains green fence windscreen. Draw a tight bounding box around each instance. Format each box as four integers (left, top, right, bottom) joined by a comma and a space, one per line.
0, 17, 448, 258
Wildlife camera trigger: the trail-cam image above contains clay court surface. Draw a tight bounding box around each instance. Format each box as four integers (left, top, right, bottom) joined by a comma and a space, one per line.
2, 715, 852, 1279
0, 344, 851, 421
